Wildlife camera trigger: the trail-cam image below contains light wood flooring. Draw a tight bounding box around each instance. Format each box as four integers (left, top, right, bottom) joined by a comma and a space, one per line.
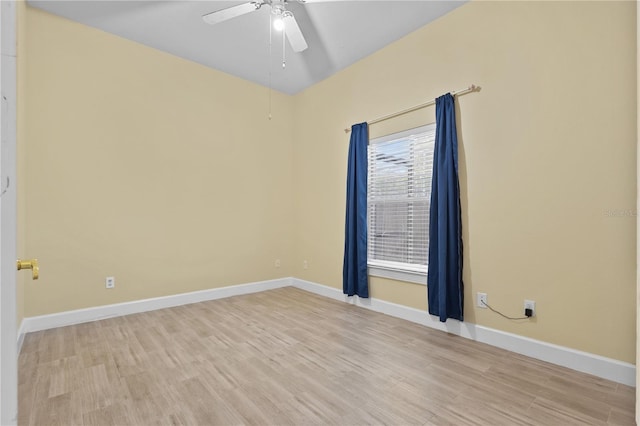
19, 287, 635, 425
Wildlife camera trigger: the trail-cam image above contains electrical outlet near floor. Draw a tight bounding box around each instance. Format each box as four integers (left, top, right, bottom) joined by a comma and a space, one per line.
105, 276, 115, 289
524, 299, 536, 317
275, 259, 281, 268
477, 292, 487, 308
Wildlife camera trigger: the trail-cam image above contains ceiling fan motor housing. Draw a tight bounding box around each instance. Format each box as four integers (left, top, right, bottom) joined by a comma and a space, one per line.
203, 0, 309, 52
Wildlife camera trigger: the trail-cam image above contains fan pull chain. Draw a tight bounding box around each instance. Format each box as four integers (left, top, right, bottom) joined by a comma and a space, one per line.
282, 26, 286, 69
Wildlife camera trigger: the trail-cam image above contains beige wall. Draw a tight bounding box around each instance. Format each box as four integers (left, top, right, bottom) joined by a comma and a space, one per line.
292, 1, 637, 363
21, 8, 294, 316
20, 2, 636, 365
636, 0, 640, 418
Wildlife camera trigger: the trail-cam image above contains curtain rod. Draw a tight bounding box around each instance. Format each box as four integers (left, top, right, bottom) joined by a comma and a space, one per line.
344, 84, 479, 134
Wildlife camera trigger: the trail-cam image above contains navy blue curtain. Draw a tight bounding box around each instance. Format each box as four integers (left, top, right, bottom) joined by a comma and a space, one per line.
343, 122, 369, 298
427, 94, 463, 322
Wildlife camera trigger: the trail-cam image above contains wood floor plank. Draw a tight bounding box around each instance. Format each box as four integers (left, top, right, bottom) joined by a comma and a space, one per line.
18, 287, 635, 425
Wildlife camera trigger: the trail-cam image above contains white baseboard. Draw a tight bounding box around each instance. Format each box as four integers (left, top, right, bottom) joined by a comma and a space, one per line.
20, 278, 292, 334
291, 278, 636, 387
18, 276, 635, 387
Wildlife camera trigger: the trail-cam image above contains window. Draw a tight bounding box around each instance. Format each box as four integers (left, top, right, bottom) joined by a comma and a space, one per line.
367, 124, 435, 284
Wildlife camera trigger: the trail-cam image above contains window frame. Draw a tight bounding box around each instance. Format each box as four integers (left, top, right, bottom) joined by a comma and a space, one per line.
367, 124, 435, 285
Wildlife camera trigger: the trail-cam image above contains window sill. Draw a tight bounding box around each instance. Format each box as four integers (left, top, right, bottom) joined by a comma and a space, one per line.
368, 265, 427, 285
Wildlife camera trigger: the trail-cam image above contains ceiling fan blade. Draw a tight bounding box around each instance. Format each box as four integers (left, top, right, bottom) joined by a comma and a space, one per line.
202, 2, 260, 25
283, 13, 308, 52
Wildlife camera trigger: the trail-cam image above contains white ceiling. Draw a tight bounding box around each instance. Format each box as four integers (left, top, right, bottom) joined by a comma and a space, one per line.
28, 1, 466, 95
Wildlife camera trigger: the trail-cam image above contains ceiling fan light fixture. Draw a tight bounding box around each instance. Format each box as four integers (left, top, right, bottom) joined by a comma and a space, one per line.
273, 17, 284, 31
203, 0, 309, 52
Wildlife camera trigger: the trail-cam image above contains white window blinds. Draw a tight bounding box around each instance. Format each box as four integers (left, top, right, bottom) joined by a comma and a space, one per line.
367, 124, 435, 274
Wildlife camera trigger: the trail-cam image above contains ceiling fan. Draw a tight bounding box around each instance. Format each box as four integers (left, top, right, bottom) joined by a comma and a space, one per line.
202, 0, 310, 53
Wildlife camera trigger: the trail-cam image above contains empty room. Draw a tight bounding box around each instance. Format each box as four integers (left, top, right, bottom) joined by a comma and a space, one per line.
0, 0, 637, 424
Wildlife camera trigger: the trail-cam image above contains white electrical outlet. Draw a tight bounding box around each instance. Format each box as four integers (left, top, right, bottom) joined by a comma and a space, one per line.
524, 300, 536, 317
477, 292, 487, 308
105, 276, 115, 289
275, 259, 281, 268
303, 260, 308, 270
